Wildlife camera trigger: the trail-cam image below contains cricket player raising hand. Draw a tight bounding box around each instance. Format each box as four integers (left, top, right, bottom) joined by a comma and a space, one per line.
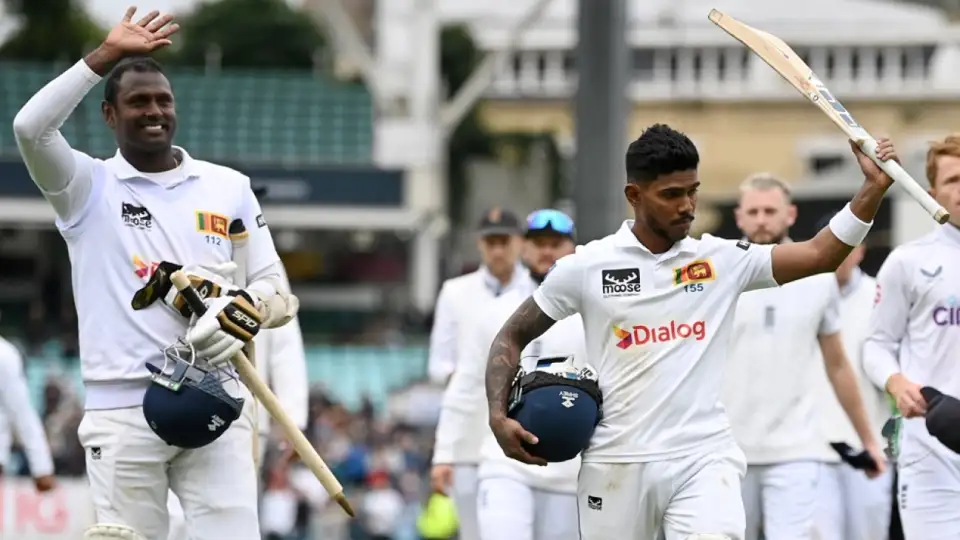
485, 124, 901, 539
13, 7, 296, 540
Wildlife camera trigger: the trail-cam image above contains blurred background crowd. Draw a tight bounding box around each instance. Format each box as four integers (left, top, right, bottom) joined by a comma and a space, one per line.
1, 0, 959, 538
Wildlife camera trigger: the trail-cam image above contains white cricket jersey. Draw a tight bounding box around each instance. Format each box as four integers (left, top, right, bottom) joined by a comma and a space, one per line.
0, 337, 54, 476
474, 289, 586, 494
13, 60, 282, 411
816, 269, 889, 453
863, 225, 960, 464
432, 266, 536, 465
723, 271, 841, 464
244, 316, 309, 435
532, 221, 777, 462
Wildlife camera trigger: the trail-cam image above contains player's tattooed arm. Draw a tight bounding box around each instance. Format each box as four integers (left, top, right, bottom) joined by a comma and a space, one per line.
485, 297, 557, 418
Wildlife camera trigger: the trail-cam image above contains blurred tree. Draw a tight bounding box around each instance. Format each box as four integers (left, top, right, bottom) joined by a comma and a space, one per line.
0, 0, 105, 61
170, 0, 325, 68
440, 25, 495, 225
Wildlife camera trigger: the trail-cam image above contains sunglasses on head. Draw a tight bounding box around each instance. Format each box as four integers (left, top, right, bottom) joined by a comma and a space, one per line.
526, 209, 575, 237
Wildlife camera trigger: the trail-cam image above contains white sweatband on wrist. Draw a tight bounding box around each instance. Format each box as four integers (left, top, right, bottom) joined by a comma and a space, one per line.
828, 203, 872, 247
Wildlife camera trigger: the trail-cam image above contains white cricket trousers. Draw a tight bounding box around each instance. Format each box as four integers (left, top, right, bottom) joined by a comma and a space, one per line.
452, 464, 480, 540
897, 449, 960, 540
577, 443, 747, 539
168, 432, 268, 540
78, 405, 260, 540
815, 463, 892, 540
741, 461, 821, 540
476, 477, 578, 540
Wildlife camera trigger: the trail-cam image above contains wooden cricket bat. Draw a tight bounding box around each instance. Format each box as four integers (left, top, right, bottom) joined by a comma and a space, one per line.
708, 9, 950, 225
170, 270, 355, 518
228, 219, 261, 471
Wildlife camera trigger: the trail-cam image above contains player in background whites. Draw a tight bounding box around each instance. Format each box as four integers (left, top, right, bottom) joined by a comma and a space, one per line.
486, 124, 900, 540
429, 208, 535, 540
0, 335, 56, 493
12, 9, 297, 539
863, 134, 960, 540
473, 209, 582, 540
722, 175, 884, 540
813, 232, 892, 540
167, 314, 309, 540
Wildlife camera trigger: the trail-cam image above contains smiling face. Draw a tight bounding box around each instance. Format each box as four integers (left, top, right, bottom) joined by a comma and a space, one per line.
102, 65, 177, 154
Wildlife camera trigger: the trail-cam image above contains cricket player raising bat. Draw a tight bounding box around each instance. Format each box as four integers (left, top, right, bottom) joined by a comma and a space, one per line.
12, 7, 296, 539
863, 135, 960, 540
486, 124, 901, 539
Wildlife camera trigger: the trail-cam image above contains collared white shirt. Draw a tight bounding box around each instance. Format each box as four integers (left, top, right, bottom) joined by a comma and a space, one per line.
724, 270, 841, 464
59, 149, 280, 410
532, 220, 777, 462
431, 265, 537, 464
864, 225, 960, 464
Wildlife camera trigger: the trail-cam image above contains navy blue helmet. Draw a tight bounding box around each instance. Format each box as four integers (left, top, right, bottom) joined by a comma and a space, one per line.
142, 341, 245, 449
507, 357, 602, 463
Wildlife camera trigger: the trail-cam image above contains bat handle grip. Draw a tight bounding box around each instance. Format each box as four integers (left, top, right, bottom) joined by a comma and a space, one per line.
170, 271, 209, 316
858, 138, 951, 224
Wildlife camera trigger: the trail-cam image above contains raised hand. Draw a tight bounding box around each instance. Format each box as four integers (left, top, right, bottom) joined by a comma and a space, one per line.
850, 137, 899, 189
103, 6, 179, 56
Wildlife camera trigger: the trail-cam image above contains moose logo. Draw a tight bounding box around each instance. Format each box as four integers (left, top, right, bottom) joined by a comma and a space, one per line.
601, 268, 642, 298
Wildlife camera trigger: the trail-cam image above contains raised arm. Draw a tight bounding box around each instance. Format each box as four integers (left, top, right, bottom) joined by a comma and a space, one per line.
769, 140, 896, 285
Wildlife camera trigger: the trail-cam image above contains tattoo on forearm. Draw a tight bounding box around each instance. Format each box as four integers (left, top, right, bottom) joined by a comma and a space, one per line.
485, 297, 557, 417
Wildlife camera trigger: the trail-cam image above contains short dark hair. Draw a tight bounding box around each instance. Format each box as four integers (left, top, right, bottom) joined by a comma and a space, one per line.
103, 56, 166, 104
625, 124, 699, 183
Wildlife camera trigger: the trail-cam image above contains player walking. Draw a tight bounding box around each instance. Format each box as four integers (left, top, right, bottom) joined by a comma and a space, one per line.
722, 175, 884, 540
863, 134, 960, 540
813, 233, 892, 540
474, 209, 583, 540
430, 208, 534, 540
0, 335, 56, 492
486, 124, 901, 539
13, 8, 295, 539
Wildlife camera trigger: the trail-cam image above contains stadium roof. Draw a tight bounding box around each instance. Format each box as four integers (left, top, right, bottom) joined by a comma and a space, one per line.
439, 0, 947, 29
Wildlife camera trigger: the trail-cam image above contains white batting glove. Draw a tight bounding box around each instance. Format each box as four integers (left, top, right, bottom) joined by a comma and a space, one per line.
184, 291, 262, 367
163, 262, 239, 318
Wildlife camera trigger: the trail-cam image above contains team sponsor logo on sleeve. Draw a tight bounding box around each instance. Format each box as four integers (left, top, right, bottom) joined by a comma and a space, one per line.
673, 259, 716, 286
196, 211, 230, 238
736, 239, 751, 250
256, 214, 267, 228
601, 268, 642, 297
874, 283, 882, 306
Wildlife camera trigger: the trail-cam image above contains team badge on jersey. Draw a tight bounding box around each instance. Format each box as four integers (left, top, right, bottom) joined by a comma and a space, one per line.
673, 259, 716, 286
195, 211, 229, 238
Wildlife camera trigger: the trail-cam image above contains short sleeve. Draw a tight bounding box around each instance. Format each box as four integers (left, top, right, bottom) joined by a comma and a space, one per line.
713, 237, 777, 292
818, 279, 842, 336
532, 251, 584, 321
238, 181, 281, 276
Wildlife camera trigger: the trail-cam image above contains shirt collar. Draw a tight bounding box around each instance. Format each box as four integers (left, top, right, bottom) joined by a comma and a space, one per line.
613, 220, 698, 258
939, 223, 960, 246
480, 263, 530, 296
108, 146, 200, 187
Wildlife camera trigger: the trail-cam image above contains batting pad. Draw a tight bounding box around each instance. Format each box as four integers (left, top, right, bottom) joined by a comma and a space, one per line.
83, 524, 147, 540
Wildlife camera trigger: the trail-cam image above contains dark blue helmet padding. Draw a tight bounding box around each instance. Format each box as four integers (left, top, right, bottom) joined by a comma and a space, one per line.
921, 386, 960, 454
143, 360, 244, 450
507, 369, 602, 463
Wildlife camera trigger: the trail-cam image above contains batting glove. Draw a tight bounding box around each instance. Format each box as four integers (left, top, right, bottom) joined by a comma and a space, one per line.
184, 290, 262, 367
163, 262, 239, 318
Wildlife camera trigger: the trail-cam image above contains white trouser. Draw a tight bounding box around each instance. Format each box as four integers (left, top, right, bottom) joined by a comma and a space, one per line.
741, 461, 821, 540
815, 463, 892, 540
476, 477, 578, 540
78, 406, 259, 540
577, 443, 747, 539
452, 464, 480, 540
167, 431, 268, 540
897, 448, 960, 540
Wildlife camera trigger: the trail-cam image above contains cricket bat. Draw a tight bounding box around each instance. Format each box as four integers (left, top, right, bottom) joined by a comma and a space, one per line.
169, 270, 356, 518
228, 219, 260, 471
708, 9, 950, 225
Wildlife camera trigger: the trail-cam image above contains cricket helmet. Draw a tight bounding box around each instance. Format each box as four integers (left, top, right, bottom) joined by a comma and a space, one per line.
142, 340, 245, 449
507, 357, 602, 462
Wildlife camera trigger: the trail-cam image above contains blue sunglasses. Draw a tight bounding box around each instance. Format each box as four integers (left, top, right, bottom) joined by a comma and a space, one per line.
526, 209, 575, 237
